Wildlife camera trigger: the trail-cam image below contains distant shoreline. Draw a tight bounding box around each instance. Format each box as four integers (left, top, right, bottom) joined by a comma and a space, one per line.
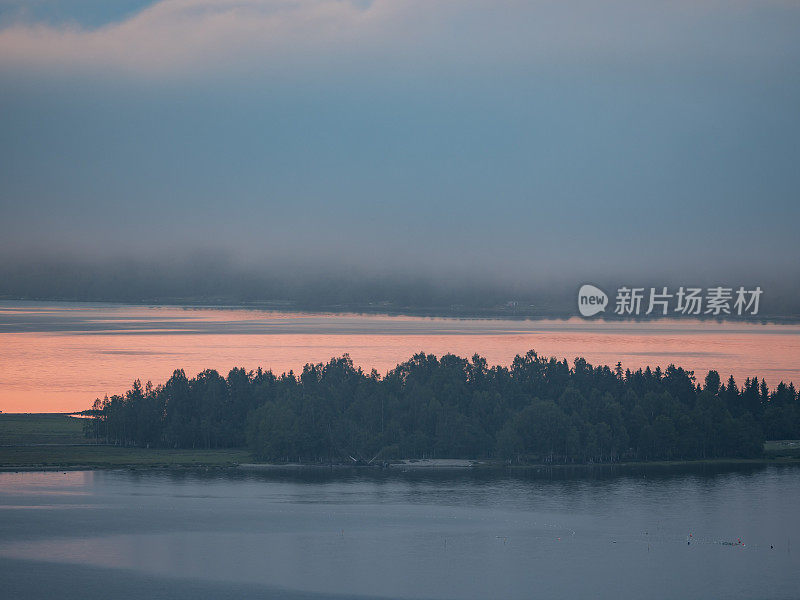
3, 297, 800, 324
2, 448, 799, 473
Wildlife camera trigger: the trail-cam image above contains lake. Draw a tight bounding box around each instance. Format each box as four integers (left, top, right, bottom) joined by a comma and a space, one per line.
1, 301, 799, 413
0, 465, 798, 599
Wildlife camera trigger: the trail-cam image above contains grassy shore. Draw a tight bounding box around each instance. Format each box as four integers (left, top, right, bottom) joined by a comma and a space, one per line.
1, 413, 799, 470
0, 413, 88, 445
0, 445, 251, 469
0, 414, 251, 469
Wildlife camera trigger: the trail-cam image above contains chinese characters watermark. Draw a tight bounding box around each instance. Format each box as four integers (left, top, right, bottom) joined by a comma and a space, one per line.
578, 285, 762, 317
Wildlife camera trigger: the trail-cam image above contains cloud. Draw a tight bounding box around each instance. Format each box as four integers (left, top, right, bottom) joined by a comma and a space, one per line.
0, 0, 376, 74
1, 0, 799, 305
1, 0, 798, 78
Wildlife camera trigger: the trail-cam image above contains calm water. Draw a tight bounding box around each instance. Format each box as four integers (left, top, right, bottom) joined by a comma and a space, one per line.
1, 301, 800, 413
0, 466, 799, 599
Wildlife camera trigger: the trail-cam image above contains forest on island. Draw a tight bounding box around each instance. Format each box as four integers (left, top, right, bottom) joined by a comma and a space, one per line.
83, 351, 800, 463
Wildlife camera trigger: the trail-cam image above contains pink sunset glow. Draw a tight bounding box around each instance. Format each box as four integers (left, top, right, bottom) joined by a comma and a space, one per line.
1, 303, 798, 413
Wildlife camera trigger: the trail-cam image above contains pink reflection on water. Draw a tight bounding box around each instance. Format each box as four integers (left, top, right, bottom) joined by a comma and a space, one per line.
0, 471, 94, 493
0, 302, 798, 413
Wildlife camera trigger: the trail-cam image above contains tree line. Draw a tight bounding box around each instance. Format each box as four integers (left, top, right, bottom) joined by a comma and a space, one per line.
83, 351, 800, 463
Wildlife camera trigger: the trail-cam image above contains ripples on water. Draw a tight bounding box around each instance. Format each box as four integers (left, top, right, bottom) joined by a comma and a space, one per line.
1, 465, 799, 599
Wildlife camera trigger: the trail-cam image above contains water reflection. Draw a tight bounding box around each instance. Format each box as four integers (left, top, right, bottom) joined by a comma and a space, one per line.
0, 466, 798, 599
2, 301, 799, 412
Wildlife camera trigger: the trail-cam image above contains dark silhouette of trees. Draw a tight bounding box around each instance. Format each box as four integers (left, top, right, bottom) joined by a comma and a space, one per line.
84, 351, 799, 463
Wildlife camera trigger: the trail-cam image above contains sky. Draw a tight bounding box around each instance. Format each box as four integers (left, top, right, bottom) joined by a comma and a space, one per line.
1, 1, 799, 311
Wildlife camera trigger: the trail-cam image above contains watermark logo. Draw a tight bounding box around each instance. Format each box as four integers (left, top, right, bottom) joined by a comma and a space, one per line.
578, 284, 608, 317
577, 285, 763, 318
